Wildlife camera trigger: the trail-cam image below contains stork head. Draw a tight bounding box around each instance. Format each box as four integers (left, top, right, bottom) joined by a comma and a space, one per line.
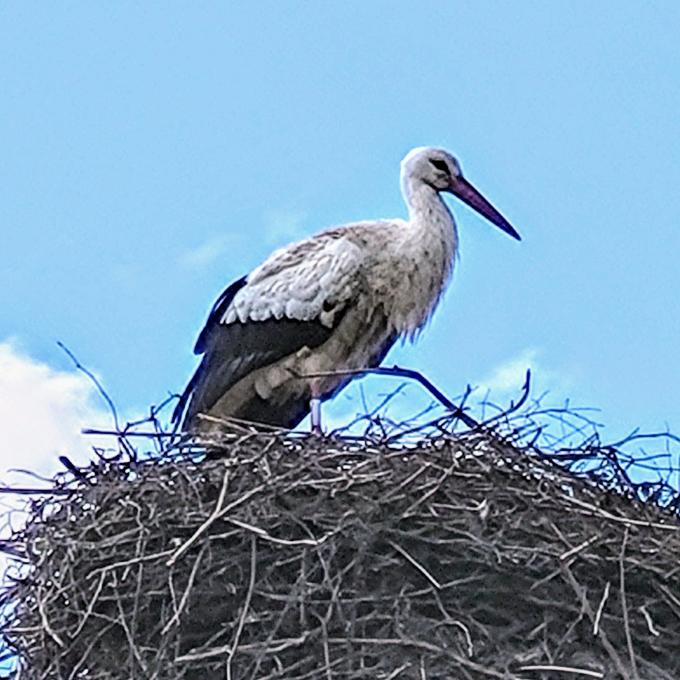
401, 146, 521, 241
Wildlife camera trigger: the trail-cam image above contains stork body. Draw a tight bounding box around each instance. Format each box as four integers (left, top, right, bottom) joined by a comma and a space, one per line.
173, 147, 519, 433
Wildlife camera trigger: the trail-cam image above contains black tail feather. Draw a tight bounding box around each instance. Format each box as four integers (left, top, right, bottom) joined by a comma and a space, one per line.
171, 363, 202, 427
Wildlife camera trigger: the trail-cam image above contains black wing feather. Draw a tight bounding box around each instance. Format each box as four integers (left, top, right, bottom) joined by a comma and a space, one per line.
194, 275, 248, 354
186, 318, 334, 421
173, 275, 247, 425
173, 313, 338, 428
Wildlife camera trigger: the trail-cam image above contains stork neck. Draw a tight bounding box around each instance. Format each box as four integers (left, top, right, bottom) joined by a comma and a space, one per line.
389, 176, 458, 335
402, 179, 455, 235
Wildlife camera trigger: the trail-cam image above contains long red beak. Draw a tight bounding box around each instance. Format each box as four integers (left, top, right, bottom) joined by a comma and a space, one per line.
449, 177, 521, 241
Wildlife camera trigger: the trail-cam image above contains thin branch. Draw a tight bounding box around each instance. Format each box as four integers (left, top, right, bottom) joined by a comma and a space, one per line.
0, 485, 70, 496
227, 534, 257, 680
82, 428, 176, 439
57, 341, 120, 430
518, 665, 604, 678
161, 544, 206, 634
619, 527, 639, 680
593, 581, 610, 637
166, 466, 230, 567
294, 365, 480, 429
387, 538, 441, 590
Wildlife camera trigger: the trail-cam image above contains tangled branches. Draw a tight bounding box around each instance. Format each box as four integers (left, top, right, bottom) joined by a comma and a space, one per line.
1, 414, 680, 679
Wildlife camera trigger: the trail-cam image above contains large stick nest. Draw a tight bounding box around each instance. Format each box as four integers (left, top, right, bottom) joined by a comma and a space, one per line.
2, 419, 680, 679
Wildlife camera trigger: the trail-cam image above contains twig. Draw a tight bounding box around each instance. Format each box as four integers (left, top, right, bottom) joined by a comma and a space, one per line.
387, 539, 441, 590
166, 466, 230, 566
619, 527, 639, 679
37, 591, 65, 648
639, 605, 660, 637
560, 563, 631, 679
176, 635, 310, 662
592, 581, 610, 636
87, 549, 175, 578
57, 341, 119, 430
113, 582, 148, 675
161, 544, 206, 634
228, 517, 331, 547
72, 571, 107, 638
82, 428, 176, 439
227, 534, 257, 680
58, 455, 90, 481
480, 369, 532, 427
0, 485, 70, 496
385, 663, 412, 679
563, 495, 679, 531
518, 665, 604, 678
559, 534, 600, 561
295, 365, 479, 429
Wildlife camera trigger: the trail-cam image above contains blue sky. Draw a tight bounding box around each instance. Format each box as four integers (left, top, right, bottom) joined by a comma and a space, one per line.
1, 2, 680, 472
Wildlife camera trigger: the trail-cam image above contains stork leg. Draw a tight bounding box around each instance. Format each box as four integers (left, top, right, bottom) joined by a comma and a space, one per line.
310, 397, 323, 435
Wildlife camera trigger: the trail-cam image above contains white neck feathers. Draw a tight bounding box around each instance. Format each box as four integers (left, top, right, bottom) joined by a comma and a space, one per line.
386, 177, 459, 335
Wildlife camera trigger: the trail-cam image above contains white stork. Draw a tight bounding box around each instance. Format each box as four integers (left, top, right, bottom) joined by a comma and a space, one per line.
173, 146, 520, 434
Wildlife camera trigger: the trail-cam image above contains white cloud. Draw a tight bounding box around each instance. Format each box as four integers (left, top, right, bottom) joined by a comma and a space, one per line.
0, 340, 123, 668
474, 348, 570, 403
476, 348, 539, 395
263, 208, 309, 246
0, 340, 113, 536
179, 234, 237, 270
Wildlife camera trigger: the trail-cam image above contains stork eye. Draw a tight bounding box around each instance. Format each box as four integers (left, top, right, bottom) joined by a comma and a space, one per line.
430, 159, 449, 174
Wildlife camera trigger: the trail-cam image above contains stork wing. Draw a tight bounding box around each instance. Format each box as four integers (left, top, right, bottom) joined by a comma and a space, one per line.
173, 231, 365, 427
223, 230, 363, 326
